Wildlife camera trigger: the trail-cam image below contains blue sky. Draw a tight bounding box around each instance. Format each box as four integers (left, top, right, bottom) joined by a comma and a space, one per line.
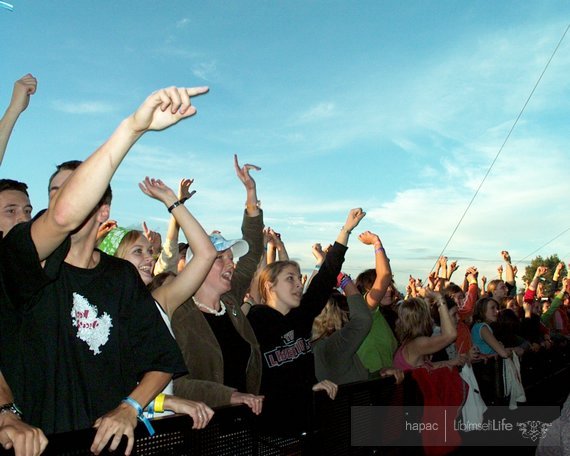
1, 1, 569, 290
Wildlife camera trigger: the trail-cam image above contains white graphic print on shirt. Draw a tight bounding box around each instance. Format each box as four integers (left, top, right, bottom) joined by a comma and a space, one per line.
263, 330, 312, 368
71, 293, 113, 355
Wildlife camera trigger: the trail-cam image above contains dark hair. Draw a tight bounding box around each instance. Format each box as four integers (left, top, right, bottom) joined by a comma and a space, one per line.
355, 269, 376, 294
0, 179, 29, 197
472, 297, 497, 324
493, 308, 521, 347
49, 160, 112, 206
148, 271, 176, 293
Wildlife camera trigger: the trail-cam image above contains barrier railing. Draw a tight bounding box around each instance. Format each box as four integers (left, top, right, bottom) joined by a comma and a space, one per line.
1, 342, 568, 455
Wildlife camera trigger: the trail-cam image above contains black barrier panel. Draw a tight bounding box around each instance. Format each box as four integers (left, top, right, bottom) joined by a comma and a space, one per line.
1, 342, 568, 456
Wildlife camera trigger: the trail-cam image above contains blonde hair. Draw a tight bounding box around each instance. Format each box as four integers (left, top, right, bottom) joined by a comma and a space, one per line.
395, 297, 433, 344
114, 230, 144, 259
257, 261, 301, 304
486, 279, 502, 297
312, 292, 349, 341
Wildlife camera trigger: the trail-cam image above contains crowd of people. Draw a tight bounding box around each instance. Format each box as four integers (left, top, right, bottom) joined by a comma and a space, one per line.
0, 74, 568, 456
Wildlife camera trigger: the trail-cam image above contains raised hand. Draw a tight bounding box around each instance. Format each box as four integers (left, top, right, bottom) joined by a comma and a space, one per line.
178, 178, 196, 202
141, 221, 162, 256
501, 250, 511, 263
466, 266, 478, 280
8, 73, 37, 115
535, 266, 548, 277
139, 177, 177, 205
312, 243, 325, 264
234, 154, 261, 191
266, 228, 284, 250
358, 230, 381, 246
343, 208, 366, 233
449, 260, 459, 273
129, 86, 208, 133
97, 219, 118, 242
497, 265, 503, 277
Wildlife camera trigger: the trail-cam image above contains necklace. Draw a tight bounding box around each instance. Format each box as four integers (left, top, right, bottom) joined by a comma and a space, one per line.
193, 298, 226, 317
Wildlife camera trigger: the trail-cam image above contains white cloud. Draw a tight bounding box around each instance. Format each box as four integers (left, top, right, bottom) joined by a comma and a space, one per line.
192, 61, 218, 81
176, 18, 190, 29
297, 102, 336, 123
51, 100, 115, 114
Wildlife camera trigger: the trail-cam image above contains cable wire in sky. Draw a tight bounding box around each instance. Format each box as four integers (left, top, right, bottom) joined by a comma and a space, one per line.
427, 23, 570, 277
515, 227, 570, 265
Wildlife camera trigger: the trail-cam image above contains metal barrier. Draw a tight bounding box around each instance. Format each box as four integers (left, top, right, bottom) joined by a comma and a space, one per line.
1, 342, 568, 455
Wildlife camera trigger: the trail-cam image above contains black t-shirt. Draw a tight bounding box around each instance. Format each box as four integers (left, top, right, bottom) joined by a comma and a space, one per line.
0, 219, 186, 434
247, 242, 347, 434
203, 311, 249, 393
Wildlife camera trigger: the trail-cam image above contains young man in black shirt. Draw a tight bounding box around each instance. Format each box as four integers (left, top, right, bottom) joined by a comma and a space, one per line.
0, 85, 208, 455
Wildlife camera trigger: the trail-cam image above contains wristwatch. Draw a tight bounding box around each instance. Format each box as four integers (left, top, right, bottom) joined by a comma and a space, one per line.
0, 402, 23, 419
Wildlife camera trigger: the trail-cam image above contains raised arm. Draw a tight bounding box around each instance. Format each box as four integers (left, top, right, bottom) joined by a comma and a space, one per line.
234, 154, 261, 218
230, 155, 264, 302
447, 259, 459, 282
0, 74, 37, 166
32, 86, 209, 261
357, 230, 392, 310
409, 290, 457, 357
502, 251, 516, 296
139, 177, 216, 319
268, 228, 289, 261
301, 209, 365, 320
154, 178, 196, 275
304, 243, 327, 291
525, 266, 548, 302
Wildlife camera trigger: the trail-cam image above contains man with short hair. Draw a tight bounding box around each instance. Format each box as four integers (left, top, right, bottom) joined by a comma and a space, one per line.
0, 179, 33, 239
0, 85, 208, 455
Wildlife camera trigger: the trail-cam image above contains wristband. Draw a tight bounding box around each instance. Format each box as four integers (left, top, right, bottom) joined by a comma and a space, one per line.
314, 264, 321, 270
339, 274, 353, 291
374, 246, 385, 255
122, 397, 155, 436
246, 200, 261, 211
146, 400, 155, 419
154, 393, 166, 414
340, 226, 352, 235
167, 200, 184, 213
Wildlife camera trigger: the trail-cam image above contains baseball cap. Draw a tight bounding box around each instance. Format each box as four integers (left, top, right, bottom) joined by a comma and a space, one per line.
186, 232, 249, 263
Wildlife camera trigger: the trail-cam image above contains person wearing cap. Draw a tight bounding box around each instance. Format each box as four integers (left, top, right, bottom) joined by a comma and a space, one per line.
171, 155, 265, 415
